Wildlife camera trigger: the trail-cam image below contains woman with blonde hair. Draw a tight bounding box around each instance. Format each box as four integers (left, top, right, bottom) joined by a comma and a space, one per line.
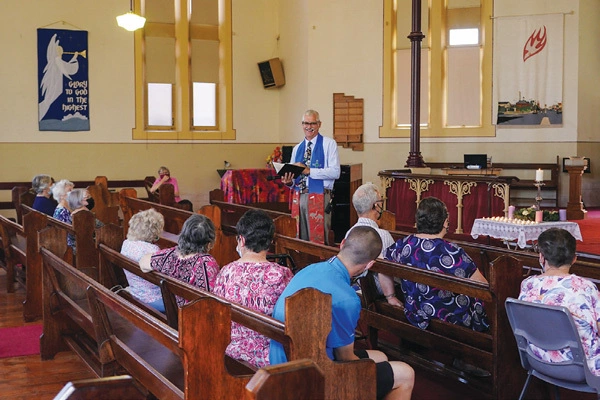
120, 208, 166, 312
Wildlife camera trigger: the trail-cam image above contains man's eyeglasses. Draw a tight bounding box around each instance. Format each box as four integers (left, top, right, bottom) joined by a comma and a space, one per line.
301, 121, 320, 126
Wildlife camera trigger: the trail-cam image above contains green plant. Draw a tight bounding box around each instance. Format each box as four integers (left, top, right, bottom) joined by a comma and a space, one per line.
513, 207, 559, 222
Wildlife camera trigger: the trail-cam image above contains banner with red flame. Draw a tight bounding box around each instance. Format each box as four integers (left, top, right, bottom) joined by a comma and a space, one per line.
493, 14, 563, 126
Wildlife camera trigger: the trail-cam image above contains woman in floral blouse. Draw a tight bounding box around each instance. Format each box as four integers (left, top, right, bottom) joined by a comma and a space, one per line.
385, 197, 489, 332
140, 214, 219, 305
519, 228, 600, 375
213, 209, 293, 368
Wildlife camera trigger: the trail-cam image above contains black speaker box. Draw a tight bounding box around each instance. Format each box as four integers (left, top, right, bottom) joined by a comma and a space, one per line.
258, 58, 285, 89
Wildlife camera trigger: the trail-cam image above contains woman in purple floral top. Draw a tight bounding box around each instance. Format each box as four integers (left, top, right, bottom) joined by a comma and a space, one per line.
213, 209, 293, 368
140, 214, 219, 306
385, 197, 489, 332
120, 208, 165, 312
519, 228, 600, 375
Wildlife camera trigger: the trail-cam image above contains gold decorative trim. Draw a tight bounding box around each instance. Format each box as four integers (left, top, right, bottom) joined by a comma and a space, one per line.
492, 183, 510, 217
444, 180, 477, 234
380, 176, 395, 209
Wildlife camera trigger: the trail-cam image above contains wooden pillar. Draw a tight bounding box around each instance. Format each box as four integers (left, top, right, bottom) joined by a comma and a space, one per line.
565, 165, 587, 220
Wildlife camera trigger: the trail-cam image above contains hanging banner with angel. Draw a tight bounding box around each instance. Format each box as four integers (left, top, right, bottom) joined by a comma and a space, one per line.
37, 28, 89, 131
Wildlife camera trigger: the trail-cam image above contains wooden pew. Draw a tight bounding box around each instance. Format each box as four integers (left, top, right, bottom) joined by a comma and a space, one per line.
120, 190, 296, 266
54, 363, 324, 400
12, 186, 35, 225
53, 376, 145, 400
273, 233, 525, 399
2, 177, 151, 220
209, 189, 291, 236
119, 190, 233, 264
0, 209, 48, 320
43, 243, 368, 399
387, 228, 600, 288
86, 177, 121, 226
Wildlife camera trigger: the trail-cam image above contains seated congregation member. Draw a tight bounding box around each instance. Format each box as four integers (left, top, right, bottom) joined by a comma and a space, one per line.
51, 179, 74, 221
59, 189, 89, 254
385, 197, 489, 331
150, 166, 193, 211
270, 226, 414, 400
213, 209, 293, 368
519, 228, 600, 375
140, 214, 219, 305
120, 208, 166, 312
346, 182, 401, 307
31, 174, 57, 216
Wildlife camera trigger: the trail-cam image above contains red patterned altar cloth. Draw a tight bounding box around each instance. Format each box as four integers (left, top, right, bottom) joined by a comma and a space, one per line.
378, 170, 517, 234
220, 169, 290, 205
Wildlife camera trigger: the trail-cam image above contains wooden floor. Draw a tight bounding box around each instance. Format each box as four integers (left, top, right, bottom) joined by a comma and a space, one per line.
0, 270, 96, 400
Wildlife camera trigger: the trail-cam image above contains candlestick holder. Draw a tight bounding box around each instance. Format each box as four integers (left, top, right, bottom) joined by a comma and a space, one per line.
533, 180, 545, 210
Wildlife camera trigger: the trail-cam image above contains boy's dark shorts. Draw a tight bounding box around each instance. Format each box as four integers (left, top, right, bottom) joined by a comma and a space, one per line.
354, 349, 394, 399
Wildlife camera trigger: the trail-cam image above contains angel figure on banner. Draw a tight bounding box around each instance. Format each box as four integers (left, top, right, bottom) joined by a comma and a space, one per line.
38, 34, 84, 121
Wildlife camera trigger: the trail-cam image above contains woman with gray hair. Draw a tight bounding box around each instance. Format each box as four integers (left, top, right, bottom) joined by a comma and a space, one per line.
120, 209, 165, 312
32, 174, 57, 216
385, 197, 489, 331
54, 188, 89, 253
52, 179, 74, 220
140, 214, 219, 305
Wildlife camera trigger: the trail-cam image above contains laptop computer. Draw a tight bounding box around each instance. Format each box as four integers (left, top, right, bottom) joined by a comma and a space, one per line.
464, 154, 487, 170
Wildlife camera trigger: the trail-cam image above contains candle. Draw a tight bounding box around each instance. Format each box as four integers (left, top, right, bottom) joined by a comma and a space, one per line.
535, 210, 543, 223
508, 205, 515, 219
559, 209, 567, 221
535, 168, 544, 182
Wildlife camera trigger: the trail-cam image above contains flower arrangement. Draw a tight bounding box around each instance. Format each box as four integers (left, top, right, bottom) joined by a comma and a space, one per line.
266, 146, 283, 167
514, 207, 559, 222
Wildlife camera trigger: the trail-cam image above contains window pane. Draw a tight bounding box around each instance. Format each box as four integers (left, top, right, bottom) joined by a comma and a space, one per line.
446, 47, 480, 126
396, 0, 429, 50
191, 40, 219, 83
449, 28, 479, 46
190, 0, 218, 25
193, 82, 216, 126
395, 49, 429, 126
144, 0, 175, 24
148, 83, 173, 126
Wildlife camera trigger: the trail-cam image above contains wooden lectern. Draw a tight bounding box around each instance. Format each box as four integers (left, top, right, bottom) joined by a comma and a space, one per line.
566, 165, 587, 220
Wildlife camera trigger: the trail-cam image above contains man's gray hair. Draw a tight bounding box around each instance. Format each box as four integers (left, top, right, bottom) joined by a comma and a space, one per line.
352, 182, 381, 215
303, 109, 320, 121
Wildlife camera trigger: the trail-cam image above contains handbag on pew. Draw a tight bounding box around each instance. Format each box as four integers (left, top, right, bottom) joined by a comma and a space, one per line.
266, 253, 298, 274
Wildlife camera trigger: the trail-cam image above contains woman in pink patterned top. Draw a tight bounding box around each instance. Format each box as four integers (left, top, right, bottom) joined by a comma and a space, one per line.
213, 209, 293, 368
120, 208, 165, 312
140, 214, 219, 306
519, 228, 600, 375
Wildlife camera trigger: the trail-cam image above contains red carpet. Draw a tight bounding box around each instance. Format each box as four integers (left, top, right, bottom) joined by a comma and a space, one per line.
0, 324, 42, 358
575, 209, 600, 255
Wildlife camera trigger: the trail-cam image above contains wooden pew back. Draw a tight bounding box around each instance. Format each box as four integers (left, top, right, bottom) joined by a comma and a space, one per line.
96, 242, 375, 399
273, 233, 525, 399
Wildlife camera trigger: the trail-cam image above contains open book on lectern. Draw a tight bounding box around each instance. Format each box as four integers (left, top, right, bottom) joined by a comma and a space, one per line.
272, 162, 305, 179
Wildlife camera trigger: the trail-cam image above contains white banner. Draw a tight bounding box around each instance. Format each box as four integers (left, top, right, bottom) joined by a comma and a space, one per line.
493, 14, 564, 126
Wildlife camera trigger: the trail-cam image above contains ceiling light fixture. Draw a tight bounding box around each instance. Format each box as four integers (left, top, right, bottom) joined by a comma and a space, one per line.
116, 0, 146, 32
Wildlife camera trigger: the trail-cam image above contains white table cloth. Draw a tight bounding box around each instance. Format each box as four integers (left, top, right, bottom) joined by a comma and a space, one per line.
471, 219, 583, 249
